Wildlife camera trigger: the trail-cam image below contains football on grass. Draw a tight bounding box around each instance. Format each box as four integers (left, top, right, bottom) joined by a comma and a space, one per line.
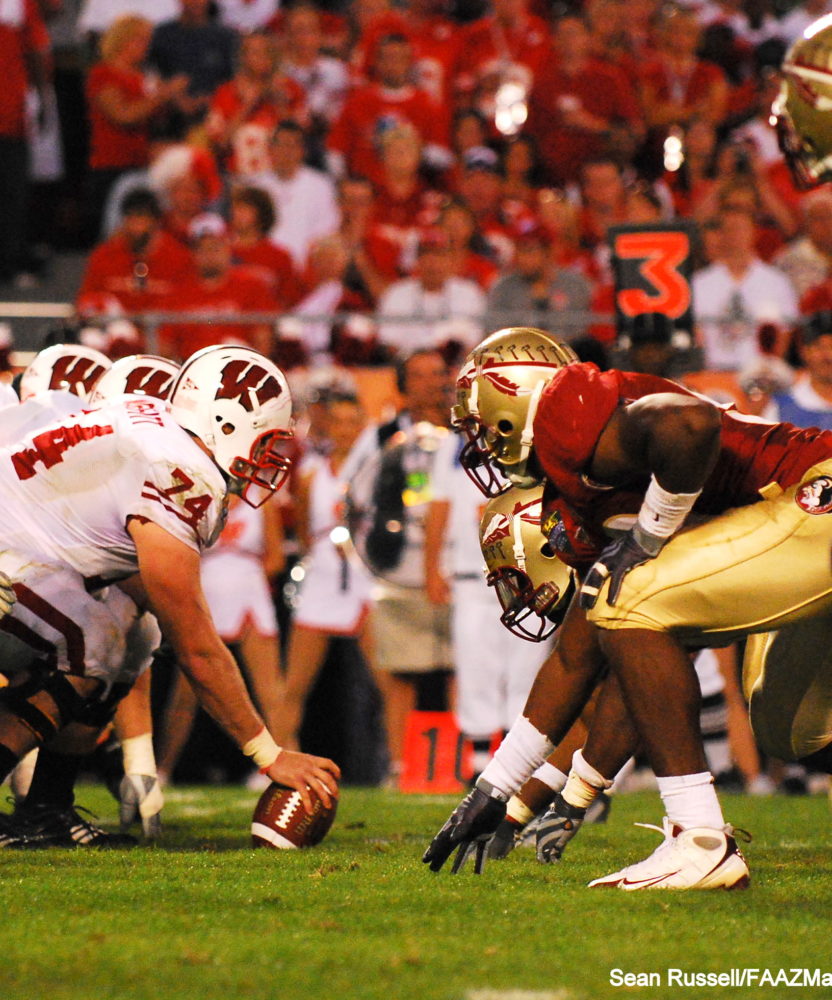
251, 782, 337, 849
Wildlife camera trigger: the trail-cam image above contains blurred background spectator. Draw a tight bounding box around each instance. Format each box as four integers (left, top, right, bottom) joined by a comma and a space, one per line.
377, 227, 484, 360
692, 205, 798, 372
84, 15, 189, 242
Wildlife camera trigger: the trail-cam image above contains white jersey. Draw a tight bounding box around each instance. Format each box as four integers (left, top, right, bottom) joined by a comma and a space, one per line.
0, 389, 81, 445
0, 395, 227, 582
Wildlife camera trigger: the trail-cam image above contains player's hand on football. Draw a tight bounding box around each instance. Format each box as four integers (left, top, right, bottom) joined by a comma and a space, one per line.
0, 571, 16, 618
422, 781, 507, 874
266, 751, 340, 813
579, 528, 662, 609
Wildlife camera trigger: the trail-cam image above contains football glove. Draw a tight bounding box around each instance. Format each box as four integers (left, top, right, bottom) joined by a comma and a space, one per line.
487, 816, 524, 860
579, 527, 663, 609
0, 571, 16, 619
535, 793, 586, 863
119, 773, 164, 839
422, 781, 507, 874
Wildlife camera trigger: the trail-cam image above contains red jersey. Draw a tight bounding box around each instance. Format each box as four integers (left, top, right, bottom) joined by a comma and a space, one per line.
207, 76, 307, 174
232, 238, 302, 307
354, 11, 462, 104
0, 0, 49, 139
453, 13, 551, 102
638, 58, 726, 117
76, 230, 195, 316
156, 267, 278, 360
534, 363, 832, 567
86, 63, 152, 170
526, 59, 642, 185
327, 82, 449, 186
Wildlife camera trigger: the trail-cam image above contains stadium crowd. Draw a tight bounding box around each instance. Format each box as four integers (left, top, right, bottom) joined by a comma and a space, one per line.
3, 0, 832, 836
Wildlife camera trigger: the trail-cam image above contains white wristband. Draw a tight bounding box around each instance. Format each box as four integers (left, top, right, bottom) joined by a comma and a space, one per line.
636, 474, 701, 541
241, 728, 282, 770
479, 716, 555, 799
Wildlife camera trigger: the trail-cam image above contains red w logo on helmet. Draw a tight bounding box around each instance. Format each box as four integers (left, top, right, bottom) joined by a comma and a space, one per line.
123, 366, 176, 400
50, 355, 107, 392
216, 359, 283, 412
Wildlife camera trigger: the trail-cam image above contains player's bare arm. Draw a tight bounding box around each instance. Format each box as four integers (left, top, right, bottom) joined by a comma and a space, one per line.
590, 392, 722, 492
129, 519, 339, 809
580, 393, 722, 609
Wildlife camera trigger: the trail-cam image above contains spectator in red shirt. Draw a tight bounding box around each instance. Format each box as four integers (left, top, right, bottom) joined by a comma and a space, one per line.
157, 212, 277, 360
525, 13, 643, 185
577, 157, 629, 262
326, 32, 451, 186
638, 6, 729, 176
453, 145, 532, 268
336, 174, 400, 310
229, 185, 302, 308
0, 0, 50, 282
278, 4, 350, 163
85, 14, 189, 241
370, 123, 444, 265
436, 197, 500, 291
353, 0, 461, 106
501, 133, 546, 210
76, 187, 195, 322
453, 0, 550, 138
206, 31, 307, 178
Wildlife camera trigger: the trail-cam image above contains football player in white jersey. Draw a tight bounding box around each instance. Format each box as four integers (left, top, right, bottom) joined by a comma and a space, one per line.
0, 344, 339, 847
0, 352, 177, 844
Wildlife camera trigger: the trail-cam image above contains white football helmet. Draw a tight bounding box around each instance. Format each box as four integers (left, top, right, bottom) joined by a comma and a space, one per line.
453, 328, 577, 497
169, 345, 293, 507
19, 344, 111, 401
480, 483, 576, 642
773, 15, 832, 188
88, 355, 180, 404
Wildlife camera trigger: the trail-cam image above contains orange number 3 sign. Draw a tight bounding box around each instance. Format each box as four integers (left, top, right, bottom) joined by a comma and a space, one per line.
614, 230, 691, 319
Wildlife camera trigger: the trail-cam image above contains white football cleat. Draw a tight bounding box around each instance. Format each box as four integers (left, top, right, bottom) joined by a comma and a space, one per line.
588, 817, 750, 891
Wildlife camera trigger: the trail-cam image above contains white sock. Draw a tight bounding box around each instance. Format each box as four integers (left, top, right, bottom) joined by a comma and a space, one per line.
530, 762, 567, 793
656, 772, 725, 831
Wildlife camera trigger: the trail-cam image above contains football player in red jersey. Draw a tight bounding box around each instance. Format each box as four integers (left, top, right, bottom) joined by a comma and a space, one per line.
424, 325, 832, 888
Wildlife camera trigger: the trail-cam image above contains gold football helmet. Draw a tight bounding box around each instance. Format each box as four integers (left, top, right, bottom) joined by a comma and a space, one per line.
480, 484, 576, 642
773, 15, 832, 188
452, 327, 577, 497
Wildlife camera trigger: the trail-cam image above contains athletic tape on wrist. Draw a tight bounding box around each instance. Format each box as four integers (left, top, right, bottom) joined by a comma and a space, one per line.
122, 733, 157, 777
636, 475, 701, 540
479, 716, 554, 799
242, 728, 282, 770
506, 795, 535, 826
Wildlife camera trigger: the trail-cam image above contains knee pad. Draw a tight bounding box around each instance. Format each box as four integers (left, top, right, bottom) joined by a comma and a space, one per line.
1, 672, 99, 744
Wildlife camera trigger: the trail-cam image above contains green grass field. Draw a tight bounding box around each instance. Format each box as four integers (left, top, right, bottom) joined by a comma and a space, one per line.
2, 784, 831, 1000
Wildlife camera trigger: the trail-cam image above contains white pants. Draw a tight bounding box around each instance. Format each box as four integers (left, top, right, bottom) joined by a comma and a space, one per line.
452, 579, 550, 738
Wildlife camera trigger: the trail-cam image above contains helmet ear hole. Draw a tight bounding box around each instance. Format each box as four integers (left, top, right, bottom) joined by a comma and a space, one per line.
497, 418, 513, 434
540, 541, 556, 559
220, 422, 235, 436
